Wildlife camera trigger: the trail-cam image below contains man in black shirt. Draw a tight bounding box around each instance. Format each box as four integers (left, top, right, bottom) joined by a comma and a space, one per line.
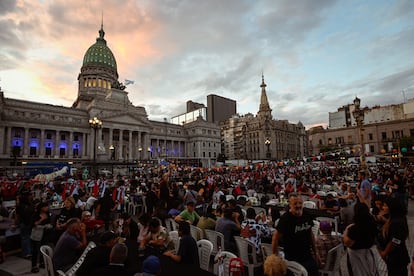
164, 221, 199, 265
272, 193, 320, 276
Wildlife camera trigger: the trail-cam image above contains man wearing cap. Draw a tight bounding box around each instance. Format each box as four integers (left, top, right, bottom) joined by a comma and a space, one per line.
77, 231, 118, 276
175, 201, 200, 225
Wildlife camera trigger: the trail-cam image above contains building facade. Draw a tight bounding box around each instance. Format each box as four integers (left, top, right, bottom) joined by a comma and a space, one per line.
0, 25, 220, 169
221, 76, 307, 161
309, 98, 414, 156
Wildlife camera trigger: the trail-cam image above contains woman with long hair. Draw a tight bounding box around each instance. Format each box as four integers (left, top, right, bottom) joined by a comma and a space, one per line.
378, 197, 410, 276
341, 202, 379, 276
30, 202, 52, 273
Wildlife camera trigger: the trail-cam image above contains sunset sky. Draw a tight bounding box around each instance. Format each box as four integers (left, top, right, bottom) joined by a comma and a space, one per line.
1, 0, 414, 128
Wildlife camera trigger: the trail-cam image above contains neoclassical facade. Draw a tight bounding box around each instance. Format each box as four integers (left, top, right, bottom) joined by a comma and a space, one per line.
0, 25, 220, 168
221, 76, 307, 161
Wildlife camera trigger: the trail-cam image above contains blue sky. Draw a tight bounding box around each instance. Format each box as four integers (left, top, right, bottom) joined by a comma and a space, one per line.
1, 0, 413, 128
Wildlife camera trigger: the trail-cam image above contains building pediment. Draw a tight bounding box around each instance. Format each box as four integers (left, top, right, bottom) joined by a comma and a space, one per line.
102, 112, 150, 127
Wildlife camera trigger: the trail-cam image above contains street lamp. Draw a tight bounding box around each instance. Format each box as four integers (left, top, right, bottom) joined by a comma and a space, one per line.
147, 147, 151, 161
89, 116, 102, 176
352, 97, 366, 170
265, 138, 271, 159
138, 147, 142, 161
109, 145, 115, 160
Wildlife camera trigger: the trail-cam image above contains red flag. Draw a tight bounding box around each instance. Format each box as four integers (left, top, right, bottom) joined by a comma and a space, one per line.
61, 184, 67, 201
112, 188, 117, 202
69, 184, 75, 196
92, 181, 99, 197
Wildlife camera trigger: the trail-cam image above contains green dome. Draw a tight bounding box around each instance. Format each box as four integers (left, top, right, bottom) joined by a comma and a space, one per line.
82, 27, 117, 71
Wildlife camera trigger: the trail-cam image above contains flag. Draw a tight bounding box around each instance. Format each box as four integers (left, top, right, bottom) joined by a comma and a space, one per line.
124, 79, 134, 85
92, 181, 99, 197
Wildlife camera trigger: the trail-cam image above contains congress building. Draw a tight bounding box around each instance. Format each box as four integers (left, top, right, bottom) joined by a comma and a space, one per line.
0, 25, 220, 171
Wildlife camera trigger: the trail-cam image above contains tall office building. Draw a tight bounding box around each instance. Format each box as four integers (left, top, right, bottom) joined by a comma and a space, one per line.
207, 94, 237, 123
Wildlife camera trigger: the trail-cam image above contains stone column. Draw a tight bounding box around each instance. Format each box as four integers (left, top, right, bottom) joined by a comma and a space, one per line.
0, 126, 4, 155
40, 129, 45, 157
82, 132, 87, 158
54, 130, 60, 158
69, 132, 73, 158
128, 131, 132, 161
23, 128, 29, 157
108, 128, 113, 159
118, 130, 123, 160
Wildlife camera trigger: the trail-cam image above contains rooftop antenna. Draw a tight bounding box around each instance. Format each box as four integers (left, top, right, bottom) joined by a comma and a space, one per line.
402, 89, 407, 103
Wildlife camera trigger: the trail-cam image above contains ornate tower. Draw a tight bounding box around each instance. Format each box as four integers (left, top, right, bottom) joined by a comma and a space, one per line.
257, 74, 272, 119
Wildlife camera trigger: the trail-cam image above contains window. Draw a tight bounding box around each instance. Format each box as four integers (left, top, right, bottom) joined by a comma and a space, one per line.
369, 133, 373, 140
410, 129, 414, 137
370, 145, 374, 153
61, 134, 66, 140
29, 147, 37, 156
382, 132, 387, 140
203, 152, 205, 157
214, 152, 216, 157
14, 130, 21, 138
319, 139, 323, 145
74, 134, 79, 141
60, 148, 66, 157
45, 147, 52, 156
31, 132, 37, 138
209, 152, 211, 157
46, 133, 52, 140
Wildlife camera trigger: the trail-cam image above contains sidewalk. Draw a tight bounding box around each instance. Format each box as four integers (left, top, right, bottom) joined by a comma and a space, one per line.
0, 200, 413, 276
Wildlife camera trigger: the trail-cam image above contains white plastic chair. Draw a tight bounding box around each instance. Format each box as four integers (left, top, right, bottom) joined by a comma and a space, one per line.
286, 260, 308, 276
197, 239, 213, 271
164, 218, 178, 232
213, 250, 238, 276
169, 230, 180, 252
190, 225, 203, 241
312, 220, 320, 237
319, 244, 345, 276
204, 229, 225, 255
261, 243, 273, 258
234, 236, 263, 276
226, 194, 235, 201
40, 245, 55, 276
303, 200, 317, 209
57, 241, 97, 276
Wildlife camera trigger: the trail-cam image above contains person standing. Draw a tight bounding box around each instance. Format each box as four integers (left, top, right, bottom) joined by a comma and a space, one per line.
378, 197, 410, 276
357, 170, 372, 208
272, 193, 320, 276
15, 190, 35, 259
30, 202, 52, 273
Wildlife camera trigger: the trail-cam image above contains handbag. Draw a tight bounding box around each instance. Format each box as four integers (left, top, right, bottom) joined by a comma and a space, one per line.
30, 225, 44, 241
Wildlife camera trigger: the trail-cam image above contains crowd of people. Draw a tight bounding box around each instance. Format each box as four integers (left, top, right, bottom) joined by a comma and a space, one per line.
0, 161, 413, 275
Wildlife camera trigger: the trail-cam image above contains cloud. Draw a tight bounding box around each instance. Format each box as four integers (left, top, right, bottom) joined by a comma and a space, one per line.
0, 0, 16, 15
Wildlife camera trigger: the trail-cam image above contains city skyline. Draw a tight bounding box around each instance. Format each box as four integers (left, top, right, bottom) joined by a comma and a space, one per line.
1, 0, 414, 128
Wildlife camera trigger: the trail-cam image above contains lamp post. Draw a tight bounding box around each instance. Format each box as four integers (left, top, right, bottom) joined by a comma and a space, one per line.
147, 147, 151, 161
109, 145, 115, 160
138, 147, 142, 162
352, 97, 366, 171
89, 116, 102, 177
265, 138, 271, 159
